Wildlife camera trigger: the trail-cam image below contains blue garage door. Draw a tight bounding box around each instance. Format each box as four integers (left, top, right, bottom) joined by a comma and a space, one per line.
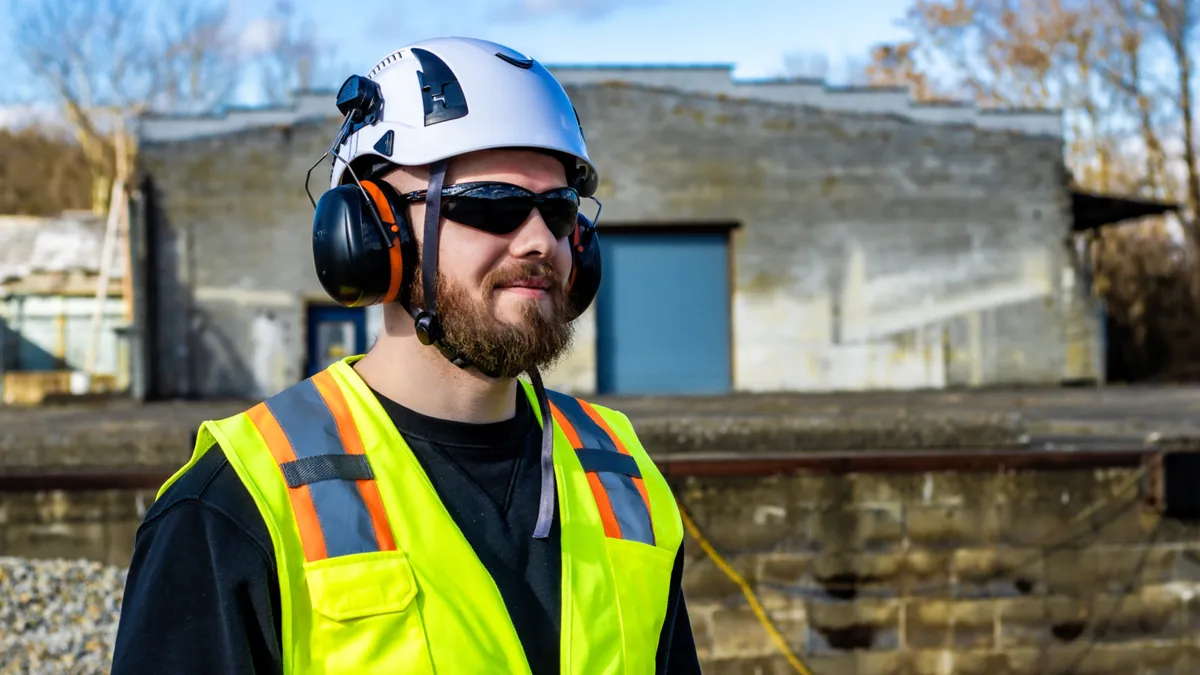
595, 231, 732, 395
306, 305, 367, 377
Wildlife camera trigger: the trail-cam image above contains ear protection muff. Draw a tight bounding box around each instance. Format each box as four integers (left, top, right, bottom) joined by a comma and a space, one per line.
311, 178, 417, 309
566, 212, 602, 320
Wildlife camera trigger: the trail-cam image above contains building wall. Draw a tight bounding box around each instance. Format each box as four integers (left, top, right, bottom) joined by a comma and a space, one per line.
139, 124, 332, 399
138, 82, 1101, 400
565, 84, 1093, 393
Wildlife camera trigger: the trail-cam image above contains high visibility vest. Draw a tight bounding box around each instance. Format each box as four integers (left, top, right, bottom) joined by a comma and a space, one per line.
158, 356, 684, 674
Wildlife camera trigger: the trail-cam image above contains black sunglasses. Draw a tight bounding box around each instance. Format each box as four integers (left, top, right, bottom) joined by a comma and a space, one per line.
399, 182, 586, 239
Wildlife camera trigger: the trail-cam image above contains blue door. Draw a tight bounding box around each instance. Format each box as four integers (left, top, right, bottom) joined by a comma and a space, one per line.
306, 305, 367, 377
595, 231, 732, 394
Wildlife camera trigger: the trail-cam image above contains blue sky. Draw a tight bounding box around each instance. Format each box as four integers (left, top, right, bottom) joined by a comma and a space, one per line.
0, 0, 917, 116
303, 0, 912, 80
284, 0, 915, 75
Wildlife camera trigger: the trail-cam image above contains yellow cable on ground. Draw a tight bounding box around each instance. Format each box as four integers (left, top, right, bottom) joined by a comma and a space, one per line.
677, 503, 814, 675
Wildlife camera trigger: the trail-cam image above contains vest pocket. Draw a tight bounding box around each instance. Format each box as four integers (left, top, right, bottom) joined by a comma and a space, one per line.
303, 550, 435, 674
604, 538, 677, 668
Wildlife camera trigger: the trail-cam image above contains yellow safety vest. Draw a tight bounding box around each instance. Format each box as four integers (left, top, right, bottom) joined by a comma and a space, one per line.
158, 356, 684, 674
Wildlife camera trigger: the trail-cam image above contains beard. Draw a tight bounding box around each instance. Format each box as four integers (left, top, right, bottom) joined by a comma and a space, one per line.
409, 259, 576, 378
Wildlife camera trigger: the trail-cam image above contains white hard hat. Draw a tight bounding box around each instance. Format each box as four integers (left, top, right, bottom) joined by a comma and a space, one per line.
328, 36, 598, 197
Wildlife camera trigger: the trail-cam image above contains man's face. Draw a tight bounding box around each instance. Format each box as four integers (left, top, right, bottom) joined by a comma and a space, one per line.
387, 149, 577, 378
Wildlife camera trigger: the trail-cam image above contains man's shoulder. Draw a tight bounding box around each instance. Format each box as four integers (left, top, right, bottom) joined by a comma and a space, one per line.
141, 442, 270, 550
542, 386, 625, 416
542, 387, 648, 450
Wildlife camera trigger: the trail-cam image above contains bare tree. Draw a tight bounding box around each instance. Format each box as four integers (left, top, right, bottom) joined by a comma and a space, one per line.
1145, 0, 1200, 225
893, 0, 1192, 200
152, 1, 243, 115
255, 0, 326, 105
10, 0, 242, 213
860, 41, 947, 99
0, 127, 93, 215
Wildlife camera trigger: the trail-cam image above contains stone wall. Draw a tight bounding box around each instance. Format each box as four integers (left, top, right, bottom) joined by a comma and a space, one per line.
137, 81, 1102, 400
0, 488, 155, 567
676, 468, 1194, 674
3, 464, 1193, 673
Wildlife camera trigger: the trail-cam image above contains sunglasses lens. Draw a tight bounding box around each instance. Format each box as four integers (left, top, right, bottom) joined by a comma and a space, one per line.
441, 184, 579, 238
443, 195, 526, 232
535, 189, 579, 238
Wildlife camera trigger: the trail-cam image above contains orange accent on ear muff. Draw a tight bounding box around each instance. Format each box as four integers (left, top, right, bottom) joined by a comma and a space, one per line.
382, 239, 404, 303
360, 181, 405, 304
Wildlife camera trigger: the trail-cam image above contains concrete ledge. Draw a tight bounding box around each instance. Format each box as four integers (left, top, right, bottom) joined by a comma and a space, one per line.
5, 385, 1200, 475
631, 412, 1027, 453
0, 411, 1025, 471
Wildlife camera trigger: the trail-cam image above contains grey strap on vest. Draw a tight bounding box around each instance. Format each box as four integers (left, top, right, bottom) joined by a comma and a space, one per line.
281, 454, 375, 489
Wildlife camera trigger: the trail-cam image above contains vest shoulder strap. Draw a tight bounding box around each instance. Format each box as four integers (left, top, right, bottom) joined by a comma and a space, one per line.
245, 370, 397, 563
545, 389, 665, 547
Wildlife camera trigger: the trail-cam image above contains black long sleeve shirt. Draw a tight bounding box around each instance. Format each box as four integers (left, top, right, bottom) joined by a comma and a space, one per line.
111, 386, 700, 674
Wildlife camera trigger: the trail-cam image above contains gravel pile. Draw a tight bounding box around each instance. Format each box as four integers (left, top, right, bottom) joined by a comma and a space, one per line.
0, 557, 127, 675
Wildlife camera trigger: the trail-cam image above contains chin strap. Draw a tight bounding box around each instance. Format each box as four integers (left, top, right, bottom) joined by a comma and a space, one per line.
409, 158, 449, 350
405, 158, 557, 538
406, 159, 501, 378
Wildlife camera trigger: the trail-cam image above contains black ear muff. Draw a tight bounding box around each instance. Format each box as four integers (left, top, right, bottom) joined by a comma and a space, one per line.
566, 213, 601, 319
312, 179, 416, 308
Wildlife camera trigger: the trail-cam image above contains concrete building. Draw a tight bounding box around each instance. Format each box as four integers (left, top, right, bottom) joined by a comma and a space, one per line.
134, 64, 1126, 400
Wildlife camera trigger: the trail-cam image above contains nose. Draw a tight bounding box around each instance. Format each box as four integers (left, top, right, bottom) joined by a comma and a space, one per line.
508, 207, 559, 260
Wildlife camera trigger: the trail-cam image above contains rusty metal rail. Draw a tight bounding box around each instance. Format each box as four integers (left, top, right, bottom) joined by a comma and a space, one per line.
0, 468, 175, 492
655, 447, 1150, 477
0, 446, 1157, 492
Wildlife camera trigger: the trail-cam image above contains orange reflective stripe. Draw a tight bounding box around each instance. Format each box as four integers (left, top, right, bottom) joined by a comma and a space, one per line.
586, 472, 623, 539
550, 403, 581, 446
551, 401, 623, 539
311, 370, 396, 552
248, 402, 328, 562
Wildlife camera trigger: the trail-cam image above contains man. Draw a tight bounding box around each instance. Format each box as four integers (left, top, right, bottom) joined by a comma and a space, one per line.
111, 36, 701, 674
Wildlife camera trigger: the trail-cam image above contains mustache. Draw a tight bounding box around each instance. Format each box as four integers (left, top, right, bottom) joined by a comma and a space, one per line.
486, 262, 562, 290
